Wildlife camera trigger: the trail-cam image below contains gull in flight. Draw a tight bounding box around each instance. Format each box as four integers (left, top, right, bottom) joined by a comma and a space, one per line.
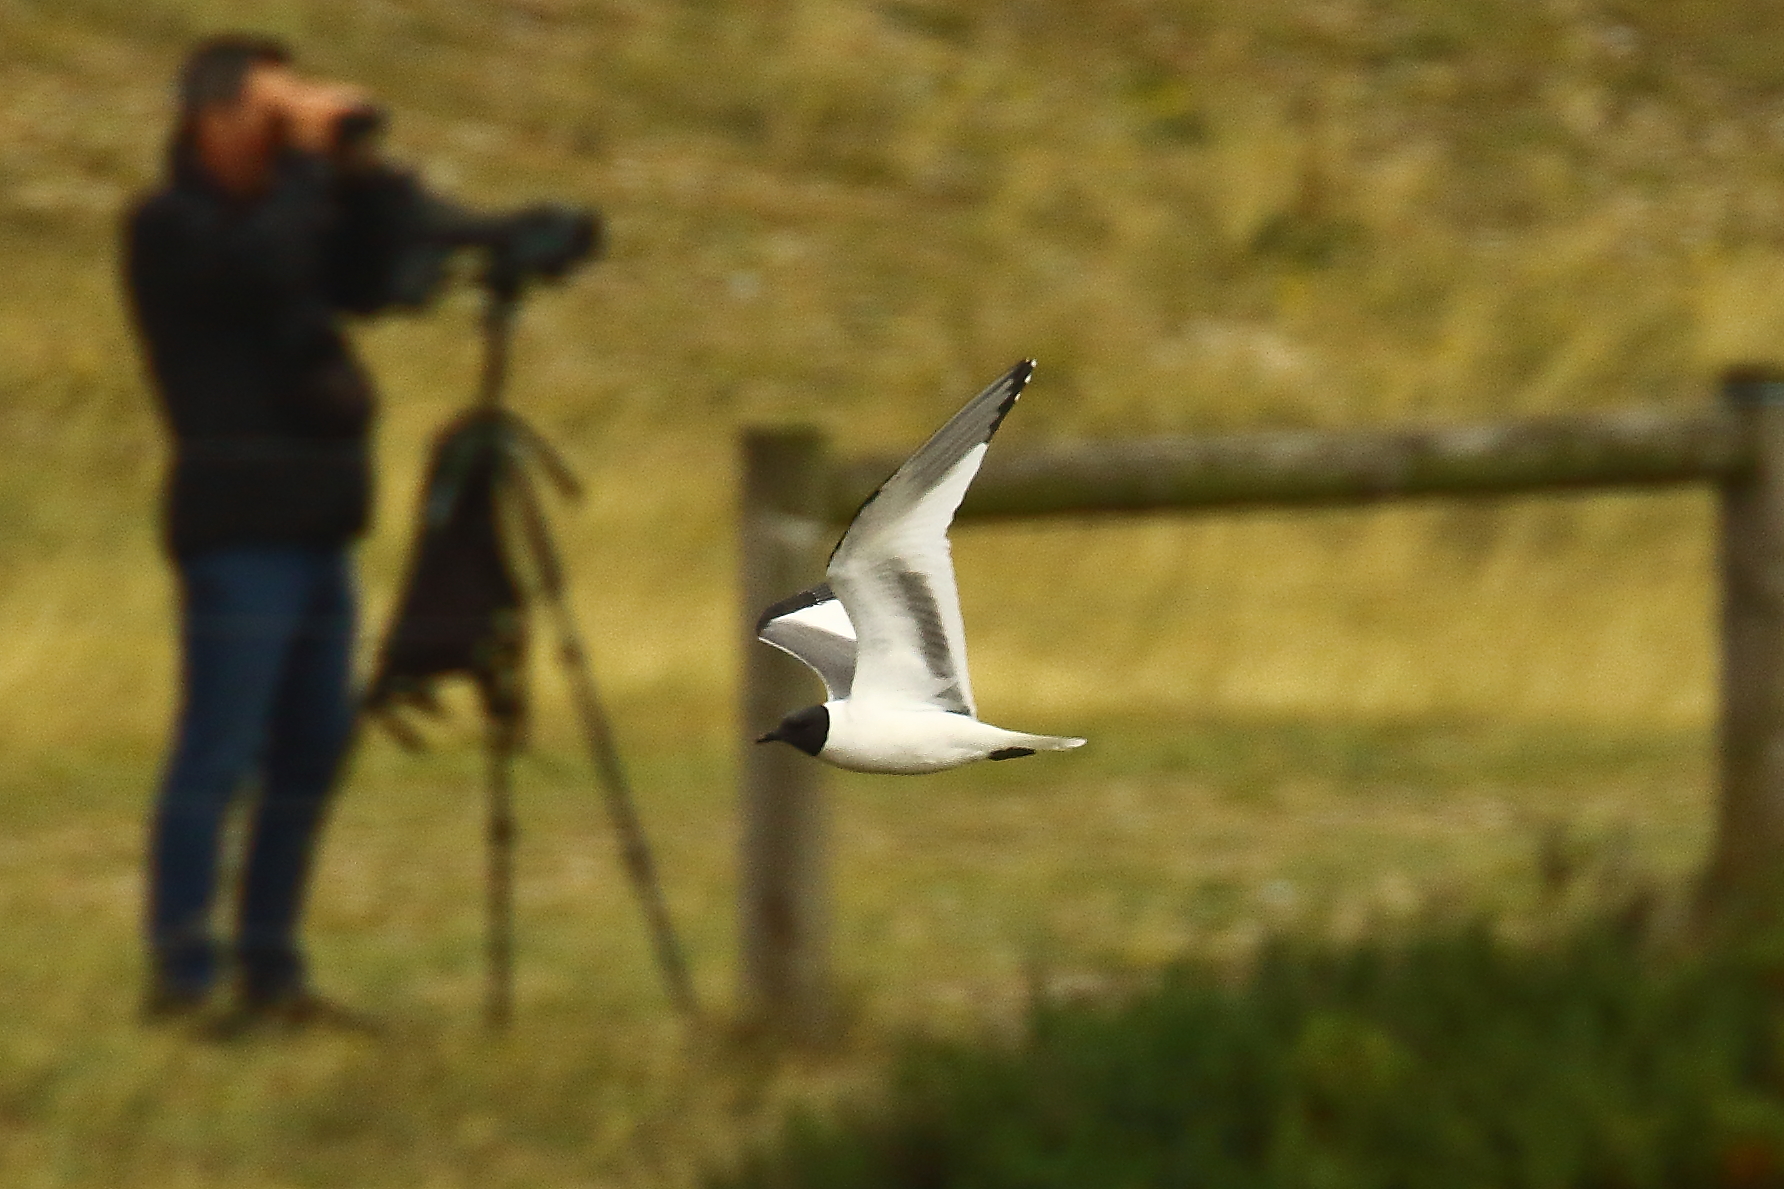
754, 360, 1086, 774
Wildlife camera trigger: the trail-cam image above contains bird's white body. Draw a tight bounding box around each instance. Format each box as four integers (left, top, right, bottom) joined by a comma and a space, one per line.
754, 361, 1085, 774
817, 700, 1082, 775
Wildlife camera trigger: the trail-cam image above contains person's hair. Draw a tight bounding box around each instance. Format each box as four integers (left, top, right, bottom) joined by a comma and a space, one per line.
167, 34, 292, 172
177, 34, 290, 114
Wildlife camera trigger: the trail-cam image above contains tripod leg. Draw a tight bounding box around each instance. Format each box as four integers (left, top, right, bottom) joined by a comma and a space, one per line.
553, 624, 699, 1016
485, 722, 517, 1030
507, 471, 699, 1016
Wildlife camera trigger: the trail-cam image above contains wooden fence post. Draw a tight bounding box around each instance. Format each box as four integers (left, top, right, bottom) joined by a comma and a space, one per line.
738, 428, 833, 1036
1705, 367, 1784, 922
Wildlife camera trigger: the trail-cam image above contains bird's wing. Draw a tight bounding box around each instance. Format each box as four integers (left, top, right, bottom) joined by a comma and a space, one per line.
756, 583, 857, 701
825, 360, 1033, 715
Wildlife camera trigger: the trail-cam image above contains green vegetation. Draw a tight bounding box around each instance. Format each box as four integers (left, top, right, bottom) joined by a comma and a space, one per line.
719, 920, 1784, 1189
1, 0, 1781, 1183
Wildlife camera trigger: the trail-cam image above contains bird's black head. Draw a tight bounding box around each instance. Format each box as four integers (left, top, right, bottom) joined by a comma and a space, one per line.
755, 704, 829, 757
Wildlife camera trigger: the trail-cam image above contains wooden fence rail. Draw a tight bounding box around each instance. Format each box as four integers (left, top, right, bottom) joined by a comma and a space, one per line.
830, 404, 1752, 521
738, 367, 1784, 1038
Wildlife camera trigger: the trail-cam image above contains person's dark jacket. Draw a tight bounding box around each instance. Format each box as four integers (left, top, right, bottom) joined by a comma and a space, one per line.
124, 147, 423, 557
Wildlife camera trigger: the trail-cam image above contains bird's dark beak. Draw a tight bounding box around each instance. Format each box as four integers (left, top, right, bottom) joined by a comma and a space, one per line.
755, 730, 780, 745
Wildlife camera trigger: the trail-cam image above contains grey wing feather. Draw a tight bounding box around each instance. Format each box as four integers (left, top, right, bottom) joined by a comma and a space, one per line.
827, 361, 1034, 713
830, 361, 1032, 564
756, 583, 857, 701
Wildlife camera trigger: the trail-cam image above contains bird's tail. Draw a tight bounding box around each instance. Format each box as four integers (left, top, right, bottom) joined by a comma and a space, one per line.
1007, 731, 1087, 752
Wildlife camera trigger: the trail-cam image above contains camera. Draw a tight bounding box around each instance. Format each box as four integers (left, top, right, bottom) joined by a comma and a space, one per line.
278, 70, 599, 310
380, 192, 603, 308
471, 203, 602, 298
302, 84, 602, 310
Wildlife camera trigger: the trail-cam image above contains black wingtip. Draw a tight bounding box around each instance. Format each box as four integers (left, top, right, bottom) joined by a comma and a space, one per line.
985, 359, 1036, 441
827, 360, 1040, 565
755, 582, 837, 635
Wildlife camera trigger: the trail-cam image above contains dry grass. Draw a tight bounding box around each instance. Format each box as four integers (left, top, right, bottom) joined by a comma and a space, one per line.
0, 0, 1776, 1182
7, 0, 1777, 751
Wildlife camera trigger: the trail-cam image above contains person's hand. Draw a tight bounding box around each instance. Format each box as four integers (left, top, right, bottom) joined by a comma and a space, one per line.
246, 65, 376, 156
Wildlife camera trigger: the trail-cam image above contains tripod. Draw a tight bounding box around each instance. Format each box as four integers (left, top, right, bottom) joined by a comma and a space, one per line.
369, 276, 697, 1026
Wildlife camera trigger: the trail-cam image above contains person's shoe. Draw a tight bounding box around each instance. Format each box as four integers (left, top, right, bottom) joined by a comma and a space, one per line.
215, 987, 382, 1038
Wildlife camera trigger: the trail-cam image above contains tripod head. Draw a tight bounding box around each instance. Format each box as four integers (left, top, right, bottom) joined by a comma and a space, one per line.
476, 204, 602, 304
440, 203, 601, 410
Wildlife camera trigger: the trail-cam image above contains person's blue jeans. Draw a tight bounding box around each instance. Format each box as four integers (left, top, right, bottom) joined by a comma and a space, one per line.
148, 545, 356, 1001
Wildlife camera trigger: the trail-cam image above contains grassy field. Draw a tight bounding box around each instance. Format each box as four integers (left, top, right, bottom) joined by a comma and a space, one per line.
0, 722, 1710, 1188
1, 0, 1780, 1183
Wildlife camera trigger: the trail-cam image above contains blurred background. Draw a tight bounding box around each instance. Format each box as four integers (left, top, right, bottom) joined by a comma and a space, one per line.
0, 0, 1776, 1185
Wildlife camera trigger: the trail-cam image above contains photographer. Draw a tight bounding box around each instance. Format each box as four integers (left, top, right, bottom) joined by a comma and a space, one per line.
123, 35, 432, 1028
